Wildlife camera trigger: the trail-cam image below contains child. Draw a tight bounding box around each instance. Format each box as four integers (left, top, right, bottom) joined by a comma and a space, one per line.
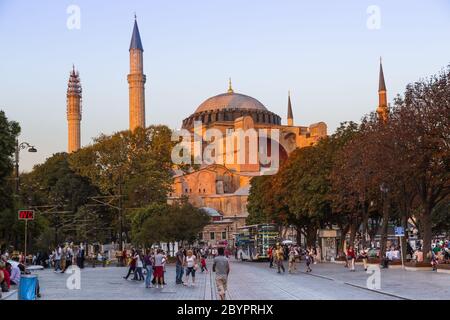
305, 249, 312, 273
201, 255, 208, 273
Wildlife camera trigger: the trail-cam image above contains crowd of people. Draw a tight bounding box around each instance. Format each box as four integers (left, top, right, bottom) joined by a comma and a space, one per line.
0, 251, 41, 298
267, 244, 318, 274
121, 246, 230, 299
343, 238, 450, 271
1, 237, 448, 300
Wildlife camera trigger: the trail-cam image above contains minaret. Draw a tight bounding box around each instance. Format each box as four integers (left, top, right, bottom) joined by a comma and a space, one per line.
287, 91, 294, 126
67, 65, 82, 153
377, 58, 388, 122
128, 16, 146, 131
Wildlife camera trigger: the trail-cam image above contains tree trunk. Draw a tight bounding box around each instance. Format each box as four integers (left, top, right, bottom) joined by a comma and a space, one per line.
421, 209, 432, 263
349, 221, 357, 247
295, 226, 302, 247
401, 214, 408, 261
306, 225, 318, 248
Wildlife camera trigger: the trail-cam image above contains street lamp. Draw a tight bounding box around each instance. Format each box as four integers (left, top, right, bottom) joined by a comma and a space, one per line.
15, 140, 38, 194
379, 182, 390, 264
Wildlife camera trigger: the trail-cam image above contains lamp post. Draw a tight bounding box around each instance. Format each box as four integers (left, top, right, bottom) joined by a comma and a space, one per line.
379, 183, 389, 264
14, 139, 38, 194
14, 140, 37, 265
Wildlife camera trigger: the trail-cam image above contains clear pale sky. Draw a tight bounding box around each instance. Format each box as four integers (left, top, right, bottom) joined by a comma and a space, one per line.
1, 0, 449, 171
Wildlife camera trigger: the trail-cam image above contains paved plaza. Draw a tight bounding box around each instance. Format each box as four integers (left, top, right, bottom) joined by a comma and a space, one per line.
3, 259, 449, 300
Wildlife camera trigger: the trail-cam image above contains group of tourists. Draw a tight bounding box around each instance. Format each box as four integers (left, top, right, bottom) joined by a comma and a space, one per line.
430, 240, 450, 270
50, 243, 89, 272
342, 238, 450, 271
121, 246, 230, 299
267, 244, 318, 274
123, 248, 168, 288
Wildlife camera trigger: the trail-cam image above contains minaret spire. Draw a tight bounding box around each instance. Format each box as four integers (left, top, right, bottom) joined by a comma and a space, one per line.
377, 57, 388, 122
128, 15, 146, 131
227, 78, 234, 94
287, 90, 294, 126
67, 66, 82, 153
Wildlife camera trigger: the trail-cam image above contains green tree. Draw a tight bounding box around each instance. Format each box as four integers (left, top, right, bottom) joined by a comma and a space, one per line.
69, 126, 174, 242
0, 110, 20, 210
0, 110, 20, 251
132, 201, 210, 247
19, 153, 100, 245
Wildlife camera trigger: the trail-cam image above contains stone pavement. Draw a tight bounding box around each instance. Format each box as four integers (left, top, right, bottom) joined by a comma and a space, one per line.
3, 259, 448, 300
288, 261, 450, 300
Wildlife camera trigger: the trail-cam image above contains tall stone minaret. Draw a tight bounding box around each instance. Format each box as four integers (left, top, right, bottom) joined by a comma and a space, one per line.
377, 58, 388, 122
287, 91, 294, 126
67, 65, 82, 153
128, 16, 146, 131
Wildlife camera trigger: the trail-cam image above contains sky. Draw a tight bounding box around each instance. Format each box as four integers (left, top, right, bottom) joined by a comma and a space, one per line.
1, 0, 449, 171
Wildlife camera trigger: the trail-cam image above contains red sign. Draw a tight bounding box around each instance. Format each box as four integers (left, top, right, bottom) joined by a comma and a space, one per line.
18, 210, 34, 220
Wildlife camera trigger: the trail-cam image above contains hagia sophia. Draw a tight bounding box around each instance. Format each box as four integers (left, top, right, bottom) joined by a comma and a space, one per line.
65, 18, 389, 247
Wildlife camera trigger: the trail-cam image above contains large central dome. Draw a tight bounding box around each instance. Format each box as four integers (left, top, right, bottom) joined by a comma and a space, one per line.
195, 92, 268, 113
182, 83, 281, 129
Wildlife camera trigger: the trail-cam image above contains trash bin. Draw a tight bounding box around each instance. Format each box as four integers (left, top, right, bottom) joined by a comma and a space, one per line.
18, 274, 38, 300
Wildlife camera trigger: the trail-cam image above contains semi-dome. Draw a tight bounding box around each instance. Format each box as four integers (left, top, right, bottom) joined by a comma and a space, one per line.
195, 92, 268, 113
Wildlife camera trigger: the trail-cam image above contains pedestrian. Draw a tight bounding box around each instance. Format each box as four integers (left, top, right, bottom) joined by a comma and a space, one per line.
123, 249, 137, 280
213, 247, 230, 300
268, 246, 273, 268
183, 250, 197, 286
360, 248, 369, 271
61, 245, 73, 273
288, 246, 297, 273
60, 246, 67, 272
54, 245, 62, 272
80, 243, 85, 268
201, 255, 208, 273
153, 249, 165, 289
134, 250, 144, 281
305, 248, 312, 272
347, 245, 356, 272
144, 249, 153, 288
175, 247, 185, 285
162, 250, 168, 285
276, 244, 285, 274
